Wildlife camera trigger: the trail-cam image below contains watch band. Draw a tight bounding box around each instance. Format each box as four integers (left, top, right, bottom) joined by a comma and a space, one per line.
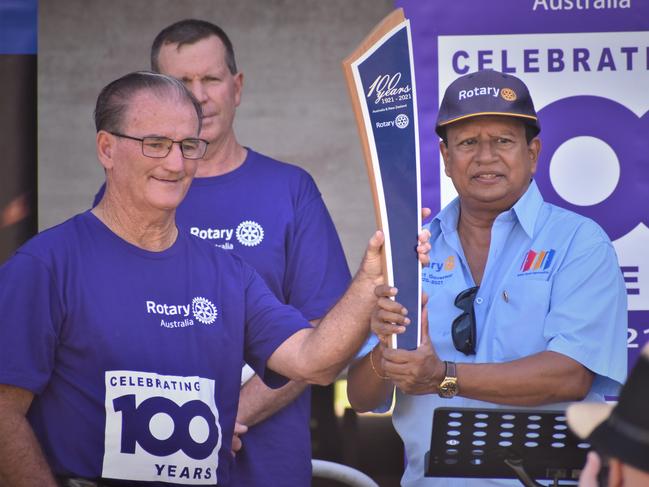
445, 360, 457, 379
438, 360, 459, 398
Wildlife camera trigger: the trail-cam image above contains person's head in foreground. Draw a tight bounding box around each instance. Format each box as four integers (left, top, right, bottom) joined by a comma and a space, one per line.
568, 344, 649, 487
94, 71, 206, 221
436, 69, 541, 215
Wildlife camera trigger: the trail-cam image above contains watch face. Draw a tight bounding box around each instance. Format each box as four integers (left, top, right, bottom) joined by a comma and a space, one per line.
439, 380, 458, 398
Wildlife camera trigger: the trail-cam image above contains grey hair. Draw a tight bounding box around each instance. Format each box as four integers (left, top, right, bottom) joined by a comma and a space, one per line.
94, 71, 203, 134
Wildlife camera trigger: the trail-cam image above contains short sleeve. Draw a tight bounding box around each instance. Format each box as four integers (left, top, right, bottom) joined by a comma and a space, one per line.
0, 253, 62, 393
242, 265, 312, 388
357, 333, 378, 359
545, 239, 627, 396
283, 176, 351, 320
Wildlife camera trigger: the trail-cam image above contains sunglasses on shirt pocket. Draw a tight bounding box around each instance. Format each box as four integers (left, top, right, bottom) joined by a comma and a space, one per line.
451, 286, 479, 355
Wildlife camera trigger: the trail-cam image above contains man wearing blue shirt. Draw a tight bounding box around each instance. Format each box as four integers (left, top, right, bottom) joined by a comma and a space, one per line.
347, 69, 628, 486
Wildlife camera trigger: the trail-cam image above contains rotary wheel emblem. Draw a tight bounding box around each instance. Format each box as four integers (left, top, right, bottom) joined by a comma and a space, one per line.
192, 297, 218, 325
500, 88, 517, 101
236, 220, 264, 247
395, 113, 410, 129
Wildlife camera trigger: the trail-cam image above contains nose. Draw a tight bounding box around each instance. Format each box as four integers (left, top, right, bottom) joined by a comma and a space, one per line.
474, 138, 497, 165
189, 79, 208, 104
163, 142, 186, 173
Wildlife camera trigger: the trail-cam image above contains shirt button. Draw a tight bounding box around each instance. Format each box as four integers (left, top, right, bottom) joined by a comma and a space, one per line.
475, 297, 484, 305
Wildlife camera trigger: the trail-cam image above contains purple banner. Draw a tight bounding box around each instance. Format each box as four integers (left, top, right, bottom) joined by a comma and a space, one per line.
397, 0, 649, 368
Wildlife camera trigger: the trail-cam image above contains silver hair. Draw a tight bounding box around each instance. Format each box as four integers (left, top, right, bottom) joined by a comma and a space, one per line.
94, 71, 203, 134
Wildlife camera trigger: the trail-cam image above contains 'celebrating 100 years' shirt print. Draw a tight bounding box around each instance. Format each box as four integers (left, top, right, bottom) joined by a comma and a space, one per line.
103, 371, 222, 483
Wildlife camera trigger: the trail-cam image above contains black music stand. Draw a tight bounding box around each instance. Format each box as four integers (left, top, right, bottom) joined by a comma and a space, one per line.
425, 407, 591, 486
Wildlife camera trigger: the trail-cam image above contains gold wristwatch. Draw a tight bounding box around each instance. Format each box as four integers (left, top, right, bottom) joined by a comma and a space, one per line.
438, 361, 458, 398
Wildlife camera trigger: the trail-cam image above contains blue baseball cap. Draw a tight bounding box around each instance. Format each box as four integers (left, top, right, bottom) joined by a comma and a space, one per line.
436, 70, 540, 138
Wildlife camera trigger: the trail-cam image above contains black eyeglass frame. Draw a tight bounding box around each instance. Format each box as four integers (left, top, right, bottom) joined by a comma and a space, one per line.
451, 286, 479, 356
108, 131, 209, 160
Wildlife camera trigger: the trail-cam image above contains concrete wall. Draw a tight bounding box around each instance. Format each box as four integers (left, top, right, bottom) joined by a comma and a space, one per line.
38, 0, 394, 270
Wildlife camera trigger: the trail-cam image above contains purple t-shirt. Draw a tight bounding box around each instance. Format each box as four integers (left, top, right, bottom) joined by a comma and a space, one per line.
174, 149, 351, 486
0, 211, 311, 485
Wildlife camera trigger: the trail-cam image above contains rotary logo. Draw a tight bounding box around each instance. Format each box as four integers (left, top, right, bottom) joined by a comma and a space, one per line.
236, 220, 264, 247
500, 88, 517, 101
191, 297, 218, 325
395, 113, 410, 129
444, 255, 455, 271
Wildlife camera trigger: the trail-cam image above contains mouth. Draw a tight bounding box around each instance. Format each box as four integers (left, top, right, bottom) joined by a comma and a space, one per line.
472, 172, 504, 182
152, 176, 183, 184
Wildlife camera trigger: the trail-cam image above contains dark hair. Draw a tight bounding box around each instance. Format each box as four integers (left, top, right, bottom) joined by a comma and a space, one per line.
94, 71, 203, 134
151, 19, 237, 75
439, 121, 539, 146
524, 124, 539, 144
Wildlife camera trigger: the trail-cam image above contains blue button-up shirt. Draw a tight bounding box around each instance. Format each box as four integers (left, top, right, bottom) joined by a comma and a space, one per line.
362, 180, 627, 487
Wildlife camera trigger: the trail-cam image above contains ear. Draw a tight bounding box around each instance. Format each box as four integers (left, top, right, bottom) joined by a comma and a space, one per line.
528, 137, 541, 175
439, 140, 451, 177
233, 71, 244, 107
96, 131, 116, 170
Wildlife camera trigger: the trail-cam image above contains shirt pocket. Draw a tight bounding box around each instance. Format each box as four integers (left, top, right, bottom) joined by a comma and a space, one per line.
489, 279, 552, 362
423, 280, 459, 345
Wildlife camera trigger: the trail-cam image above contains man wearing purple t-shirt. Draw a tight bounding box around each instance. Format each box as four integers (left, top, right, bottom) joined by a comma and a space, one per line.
149, 20, 350, 486
0, 71, 430, 486
93, 21, 354, 484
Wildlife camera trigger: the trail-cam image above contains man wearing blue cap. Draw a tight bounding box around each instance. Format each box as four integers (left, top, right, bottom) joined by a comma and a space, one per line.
347, 69, 628, 486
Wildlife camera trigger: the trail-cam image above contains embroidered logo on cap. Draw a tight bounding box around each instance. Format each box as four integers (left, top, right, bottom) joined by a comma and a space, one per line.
500, 88, 517, 101
458, 86, 500, 100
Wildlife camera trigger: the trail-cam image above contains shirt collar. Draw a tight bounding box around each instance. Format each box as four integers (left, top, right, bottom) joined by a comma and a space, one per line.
433, 196, 461, 238
432, 179, 544, 239
511, 180, 544, 239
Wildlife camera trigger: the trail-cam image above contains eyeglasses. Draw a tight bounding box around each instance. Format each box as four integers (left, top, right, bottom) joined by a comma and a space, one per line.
451, 286, 479, 355
109, 132, 209, 160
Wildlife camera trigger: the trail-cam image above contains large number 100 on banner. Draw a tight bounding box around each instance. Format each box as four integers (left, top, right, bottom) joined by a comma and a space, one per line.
343, 9, 422, 350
